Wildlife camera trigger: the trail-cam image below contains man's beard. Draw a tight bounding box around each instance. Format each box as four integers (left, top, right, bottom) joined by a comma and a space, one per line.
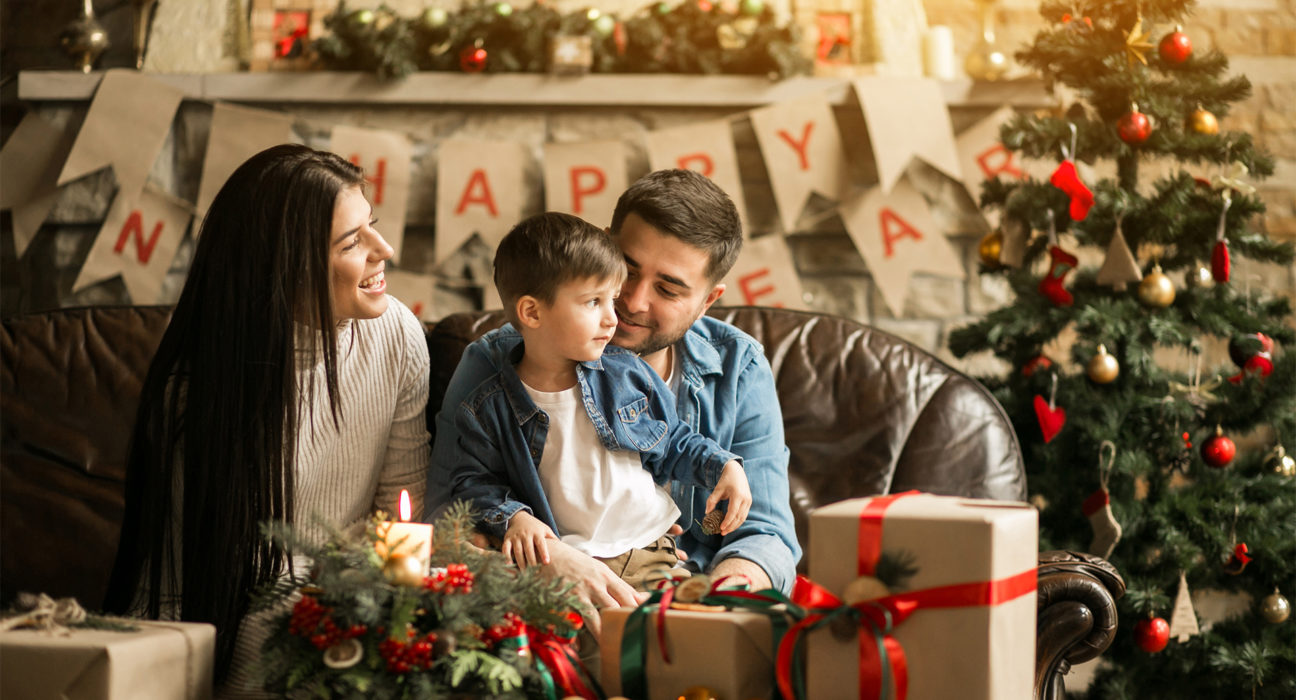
614, 309, 691, 357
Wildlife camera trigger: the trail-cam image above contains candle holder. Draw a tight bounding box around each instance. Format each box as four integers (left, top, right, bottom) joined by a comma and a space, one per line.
964, 0, 1009, 81
61, 0, 110, 73
132, 0, 159, 69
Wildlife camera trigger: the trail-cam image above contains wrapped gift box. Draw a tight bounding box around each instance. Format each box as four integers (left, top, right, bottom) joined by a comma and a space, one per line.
0, 620, 215, 700
806, 493, 1037, 700
601, 606, 776, 700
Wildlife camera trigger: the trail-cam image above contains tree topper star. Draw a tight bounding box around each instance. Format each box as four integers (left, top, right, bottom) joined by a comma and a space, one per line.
1125, 15, 1155, 68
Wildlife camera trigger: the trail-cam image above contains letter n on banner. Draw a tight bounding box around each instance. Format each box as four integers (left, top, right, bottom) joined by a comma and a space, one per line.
718, 233, 806, 310
73, 187, 192, 304
331, 125, 413, 263
543, 141, 627, 227
840, 177, 965, 317
643, 119, 749, 233
435, 140, 526, 264
749, 96, 848, 233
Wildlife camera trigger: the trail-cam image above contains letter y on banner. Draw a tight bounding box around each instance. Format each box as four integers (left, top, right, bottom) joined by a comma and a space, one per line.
543, 140, 626, 227
749, 95, 848, 233
435, 140, 526, 264
643, 119, 749, 233
331, 124, 413, 263
73, 187, 192, 304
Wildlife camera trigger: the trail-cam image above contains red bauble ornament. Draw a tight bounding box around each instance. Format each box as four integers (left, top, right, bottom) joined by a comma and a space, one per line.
1022, 355, 1053, 378
1135, 616, 1170, 652
459, 43, 488, 73
697, 0, 713, 11
1158, 27, 1192, 64
1201, 426, 1236, 468
1118, 105, 1152, 145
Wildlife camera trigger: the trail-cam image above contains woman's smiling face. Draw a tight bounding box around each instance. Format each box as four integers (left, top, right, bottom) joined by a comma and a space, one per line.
329, 186, 394, 321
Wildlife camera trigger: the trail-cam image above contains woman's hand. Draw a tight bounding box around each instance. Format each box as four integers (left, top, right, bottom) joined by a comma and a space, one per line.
503, 511, 556, 568
706, 460, 752, 536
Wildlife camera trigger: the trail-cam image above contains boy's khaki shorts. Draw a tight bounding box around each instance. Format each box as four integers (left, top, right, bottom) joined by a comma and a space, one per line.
593, 533, 686, 590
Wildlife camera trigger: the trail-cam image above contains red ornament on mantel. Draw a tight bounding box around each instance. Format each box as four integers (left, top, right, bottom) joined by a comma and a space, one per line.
459, 42, 488, 73
1201, 426, 1236, 468
1118, 105, 1153, 145
1158, 27, 1192, 64
1135, 616, 1170, 653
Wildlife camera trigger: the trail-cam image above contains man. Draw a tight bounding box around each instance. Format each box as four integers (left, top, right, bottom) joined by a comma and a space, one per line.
428, 169, 800, 633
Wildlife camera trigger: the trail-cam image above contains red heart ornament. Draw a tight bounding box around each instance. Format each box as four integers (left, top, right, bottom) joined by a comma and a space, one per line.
1034, 394, 1066, 443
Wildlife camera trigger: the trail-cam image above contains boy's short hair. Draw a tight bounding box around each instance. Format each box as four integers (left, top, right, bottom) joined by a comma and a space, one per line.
609, 169, 743, 283
494, 212, 626, 326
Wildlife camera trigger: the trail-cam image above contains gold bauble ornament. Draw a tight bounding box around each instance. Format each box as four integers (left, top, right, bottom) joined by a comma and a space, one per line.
1187, 106, 1219, 135
1138, 264, 1176, 307
1087, 344, 1120, 384
677, 686, 720, 700
965, 44, 1009, 81
1185, 263, 1214, 289
1261, 589, 1291, 624
842, 575, 891, 605
1269, 445, 1296, 477
978, 228, 1004, 267
382, 553, 425, 587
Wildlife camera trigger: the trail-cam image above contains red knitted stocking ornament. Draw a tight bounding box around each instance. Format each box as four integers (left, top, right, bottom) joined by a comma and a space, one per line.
1039, 245, 1079, 306
1050, 160, 1094, 221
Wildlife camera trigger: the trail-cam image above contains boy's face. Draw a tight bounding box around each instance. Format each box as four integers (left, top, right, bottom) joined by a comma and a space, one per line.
531, 275, 621, 364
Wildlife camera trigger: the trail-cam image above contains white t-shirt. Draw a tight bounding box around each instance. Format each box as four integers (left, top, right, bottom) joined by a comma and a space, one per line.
522, 382, 680, 558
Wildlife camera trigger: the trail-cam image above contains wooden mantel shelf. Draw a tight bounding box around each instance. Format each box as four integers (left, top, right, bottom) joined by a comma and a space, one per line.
17, 70, 1053, 109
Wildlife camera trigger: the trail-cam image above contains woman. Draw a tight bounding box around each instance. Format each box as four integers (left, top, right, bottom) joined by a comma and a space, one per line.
105, 144, 430, 693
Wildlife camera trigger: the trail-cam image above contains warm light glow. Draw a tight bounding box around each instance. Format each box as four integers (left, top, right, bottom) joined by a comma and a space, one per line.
399, 489, 412, 522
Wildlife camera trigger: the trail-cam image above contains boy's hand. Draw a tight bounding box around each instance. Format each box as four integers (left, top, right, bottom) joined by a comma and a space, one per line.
705, 460, 751, 536
503, 511, 556, 568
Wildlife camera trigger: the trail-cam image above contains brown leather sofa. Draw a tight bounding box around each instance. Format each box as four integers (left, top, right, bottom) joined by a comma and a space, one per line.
2, 305, 1123, 699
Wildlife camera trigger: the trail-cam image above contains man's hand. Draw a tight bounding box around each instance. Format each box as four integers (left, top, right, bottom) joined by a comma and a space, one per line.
706, 460, 752, 535
710, 556, 772, 591
539, 539, 646, 638
502, 511, 555, 568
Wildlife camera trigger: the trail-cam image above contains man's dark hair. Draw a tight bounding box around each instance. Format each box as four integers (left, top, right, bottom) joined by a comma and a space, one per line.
609, 169, 743, 282
494, 212, 626, 326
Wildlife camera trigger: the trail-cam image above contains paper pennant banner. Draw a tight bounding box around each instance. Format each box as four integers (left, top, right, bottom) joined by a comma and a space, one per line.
384, 268, 439, 322
0, 112, 75, 257
57, 70, 184, 197
643, 118, 749, 232
73, 187, 192, 304
331, 125, 413, 263
852, 77, 961, 193
956, 106, 1053, 203
435, 140, 527, 263
195, 102, 295, 222
841, 176, 966, 316
749, 95, 848, 233
719, 233, 807, 310
999, 217, 1031, 268
542, 140, 627, 228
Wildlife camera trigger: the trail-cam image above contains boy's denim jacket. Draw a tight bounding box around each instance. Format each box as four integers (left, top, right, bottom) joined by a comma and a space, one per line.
446, 339, 738, 541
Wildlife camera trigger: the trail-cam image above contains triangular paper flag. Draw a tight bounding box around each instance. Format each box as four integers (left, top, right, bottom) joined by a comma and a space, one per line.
749, 96, 848, 232
435, 140, 527, 263
852, 77, 961, 193
384, 268, 439, 323
955, 106, 1054, 204
1096, 223, 1143, 290
0, 112, 74, 257
840, 176, 965, 317
999, 217, 1031, 268
1168, 572, 1199, 642
542, 140, 628, 228
331, 124, 413, 264
195, 102, 296, 222
719, 233, 807, 310
643, 118, 749, 233
57, 70, 184, 196
73, 186, 192, 304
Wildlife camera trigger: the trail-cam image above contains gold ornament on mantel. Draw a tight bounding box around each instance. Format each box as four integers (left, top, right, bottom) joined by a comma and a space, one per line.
1087, 344, 1120, 384
965, 0, 1009, 81
61, 0, 110, 73
1138, 264, 1176, 307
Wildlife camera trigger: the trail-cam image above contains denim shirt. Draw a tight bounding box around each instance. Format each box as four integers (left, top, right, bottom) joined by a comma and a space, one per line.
446, 339, 738, 543
429, 316, 802, 593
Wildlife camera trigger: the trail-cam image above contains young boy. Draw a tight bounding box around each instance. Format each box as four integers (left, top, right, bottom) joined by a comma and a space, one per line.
446, 212, 751, 588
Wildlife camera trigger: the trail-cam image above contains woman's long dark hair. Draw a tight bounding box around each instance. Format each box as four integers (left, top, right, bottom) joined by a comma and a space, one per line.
104, 144, 366, 683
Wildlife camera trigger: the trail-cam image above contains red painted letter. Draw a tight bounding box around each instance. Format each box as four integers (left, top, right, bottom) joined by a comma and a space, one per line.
676, 153, 715, 177
569, 166, 606, 215
738, 267, 783, 307
454, 169, 499, 216
350, 154, 388, 205
879, 208, 924, 258
113, 210, 165, 264
777, 121, 815, 171
410, 302, 425, 318
975, 143, 1024, 180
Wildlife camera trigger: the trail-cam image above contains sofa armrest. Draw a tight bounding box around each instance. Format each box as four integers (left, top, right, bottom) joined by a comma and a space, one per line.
1034, 550, 1126, 700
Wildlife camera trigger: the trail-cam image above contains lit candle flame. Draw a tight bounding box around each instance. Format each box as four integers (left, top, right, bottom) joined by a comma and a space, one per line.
399, 489, 411, 522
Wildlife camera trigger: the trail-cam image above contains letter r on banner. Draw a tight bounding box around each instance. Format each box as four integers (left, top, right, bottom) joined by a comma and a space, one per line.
570, 166, 606, 215
739, 268, 783, 307
349, 155, 388, 204
777, 122, 815, 171
455, 169, 499, 216
676, 153, 715, 177
879, 208, 924, 258
114, 210, 165, 264
975, 144, 1024, 180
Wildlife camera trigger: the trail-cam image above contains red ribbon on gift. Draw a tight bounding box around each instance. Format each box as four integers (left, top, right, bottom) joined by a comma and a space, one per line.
776, 492, 1037, 700
526, 623, 599, 700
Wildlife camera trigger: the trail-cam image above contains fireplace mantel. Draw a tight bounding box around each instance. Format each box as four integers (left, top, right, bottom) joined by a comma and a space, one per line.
18, 71, 1052, 109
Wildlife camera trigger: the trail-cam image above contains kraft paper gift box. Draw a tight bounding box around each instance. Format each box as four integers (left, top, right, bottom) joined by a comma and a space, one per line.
601, 606, 777, 700
0, 620, 215, 700
805, 493, 1037, 700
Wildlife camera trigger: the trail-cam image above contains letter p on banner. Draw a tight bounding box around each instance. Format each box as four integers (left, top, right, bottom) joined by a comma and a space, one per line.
543, 141, 627, 227
74, 187, 192, 305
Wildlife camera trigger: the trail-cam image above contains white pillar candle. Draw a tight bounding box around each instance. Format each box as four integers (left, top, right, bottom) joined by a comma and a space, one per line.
377, 490, 433, 573
925, 25, 957, 81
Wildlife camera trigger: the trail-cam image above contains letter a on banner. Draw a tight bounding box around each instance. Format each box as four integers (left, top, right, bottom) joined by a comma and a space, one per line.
543, 140, 627, 227
194, 102, 295, 222
643, 119, 749, 233
331, 124, 413, 263
435, 140, 526, 263
73, 187, 192, 304
749, 96, 848, 232
718, 232, 807, 310
840, 176, 965, 316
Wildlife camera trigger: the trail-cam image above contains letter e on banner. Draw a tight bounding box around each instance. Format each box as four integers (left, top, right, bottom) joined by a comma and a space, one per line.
777, 122, 815, 171
113, 210, 165, 264
456, 169, 499, 216
676, 152, 715, 177
738, 268, 782, 307
570, 166, 606, 215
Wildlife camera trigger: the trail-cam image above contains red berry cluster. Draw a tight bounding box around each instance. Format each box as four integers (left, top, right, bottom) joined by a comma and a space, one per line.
288, 595, 367, 650
378, 628, 439, 673
481, 612, 525, 646
424, 563, 474, 594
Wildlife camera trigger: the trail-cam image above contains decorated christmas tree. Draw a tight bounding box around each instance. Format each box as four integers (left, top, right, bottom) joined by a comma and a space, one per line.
948, 0, 1296, 697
